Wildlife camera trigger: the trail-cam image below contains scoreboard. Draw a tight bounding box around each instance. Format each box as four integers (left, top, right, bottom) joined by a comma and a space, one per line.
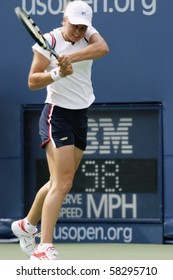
24, 103, 163, 243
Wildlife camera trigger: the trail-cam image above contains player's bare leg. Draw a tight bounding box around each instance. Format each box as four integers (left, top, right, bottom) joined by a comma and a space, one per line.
40, 142, 83, 243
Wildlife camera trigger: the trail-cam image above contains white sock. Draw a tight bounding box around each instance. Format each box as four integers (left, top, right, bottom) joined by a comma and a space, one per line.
24, 218, 37, 234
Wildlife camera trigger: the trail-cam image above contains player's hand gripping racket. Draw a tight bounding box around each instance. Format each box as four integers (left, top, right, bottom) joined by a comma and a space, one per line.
14, 7, 59, 59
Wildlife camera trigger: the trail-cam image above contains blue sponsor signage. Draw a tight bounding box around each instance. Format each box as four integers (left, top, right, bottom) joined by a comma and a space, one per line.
24, 103, 163, 226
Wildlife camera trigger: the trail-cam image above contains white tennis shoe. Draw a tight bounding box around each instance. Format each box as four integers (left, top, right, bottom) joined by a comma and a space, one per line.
30, 245, 59, 260
11, 219, 40, 256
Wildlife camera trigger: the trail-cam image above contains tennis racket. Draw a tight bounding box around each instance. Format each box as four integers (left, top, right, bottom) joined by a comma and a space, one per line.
14, 7, 59, 59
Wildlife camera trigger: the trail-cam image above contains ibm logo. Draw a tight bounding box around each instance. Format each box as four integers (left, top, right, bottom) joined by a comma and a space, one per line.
85, 117, 133, 155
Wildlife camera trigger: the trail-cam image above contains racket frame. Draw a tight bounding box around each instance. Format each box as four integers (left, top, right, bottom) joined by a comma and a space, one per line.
14, 7, 59, 59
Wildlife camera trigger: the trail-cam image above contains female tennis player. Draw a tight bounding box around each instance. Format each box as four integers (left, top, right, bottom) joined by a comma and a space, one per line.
12, 0, 109, 260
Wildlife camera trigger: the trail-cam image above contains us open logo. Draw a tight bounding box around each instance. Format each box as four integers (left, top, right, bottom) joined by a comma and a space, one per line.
21, 0, 157, 16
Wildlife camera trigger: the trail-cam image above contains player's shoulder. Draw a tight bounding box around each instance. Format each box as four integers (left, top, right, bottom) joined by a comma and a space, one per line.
43, 27, 61, 47
85, 26, 99, 40
51, 27, 62, 37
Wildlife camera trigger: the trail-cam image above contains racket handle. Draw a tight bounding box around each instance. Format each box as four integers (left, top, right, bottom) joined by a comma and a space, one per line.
50, 49, 59, 59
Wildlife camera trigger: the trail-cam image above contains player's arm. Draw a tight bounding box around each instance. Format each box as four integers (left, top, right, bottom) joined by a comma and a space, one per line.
28, 51, 72, 90
67, 33, 109, 63
28, 51, 52, 90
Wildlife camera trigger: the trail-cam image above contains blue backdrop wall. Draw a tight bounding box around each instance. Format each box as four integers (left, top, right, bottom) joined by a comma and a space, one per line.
0, 0, 173, 242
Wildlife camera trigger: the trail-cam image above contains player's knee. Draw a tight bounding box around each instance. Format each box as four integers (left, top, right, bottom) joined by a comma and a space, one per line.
52, 178, 73, 195
59, 182, 73, 195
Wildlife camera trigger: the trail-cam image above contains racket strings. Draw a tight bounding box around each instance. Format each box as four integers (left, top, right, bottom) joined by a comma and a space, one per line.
15, 7, 59, 57
17, 9, 46, 48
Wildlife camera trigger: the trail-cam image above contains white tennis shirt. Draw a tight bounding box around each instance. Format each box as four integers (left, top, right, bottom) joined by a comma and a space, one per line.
32, 26, 98, 109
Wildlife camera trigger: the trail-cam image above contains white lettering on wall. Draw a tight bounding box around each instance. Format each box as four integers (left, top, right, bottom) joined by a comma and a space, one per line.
21, 0, 157, 16
87, 194, 137, 218
85, 118, 133, 155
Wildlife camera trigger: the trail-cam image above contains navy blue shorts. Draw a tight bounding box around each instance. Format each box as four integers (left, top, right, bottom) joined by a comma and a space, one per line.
39, 104, 88, 151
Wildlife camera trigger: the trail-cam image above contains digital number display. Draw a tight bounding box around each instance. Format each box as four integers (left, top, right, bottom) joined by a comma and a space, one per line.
73, 158, 157, 193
